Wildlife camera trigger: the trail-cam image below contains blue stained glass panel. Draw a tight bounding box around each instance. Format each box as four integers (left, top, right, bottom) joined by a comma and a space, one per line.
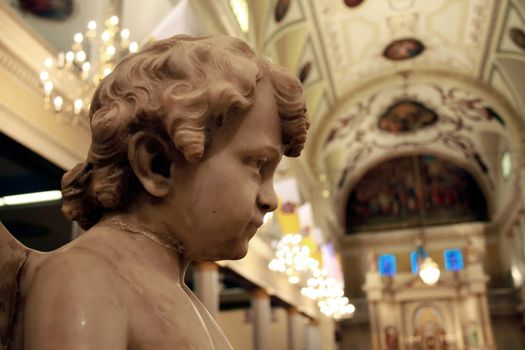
410, 251, 419, 274
444, 248, 464, 272
378, 254, 397, 276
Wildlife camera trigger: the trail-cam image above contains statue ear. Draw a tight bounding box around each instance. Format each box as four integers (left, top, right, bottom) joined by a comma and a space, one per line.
128, 131, 173, 198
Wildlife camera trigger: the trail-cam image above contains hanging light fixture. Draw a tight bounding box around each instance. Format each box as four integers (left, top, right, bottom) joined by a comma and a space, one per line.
40, 15, 138, 123
268, 233, 355, 319
414, 241, 441, 285
419, 256, 441, 285
268, 233, 319, 284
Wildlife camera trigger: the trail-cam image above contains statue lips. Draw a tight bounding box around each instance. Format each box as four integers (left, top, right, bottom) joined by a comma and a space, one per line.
247, 219, 264, 237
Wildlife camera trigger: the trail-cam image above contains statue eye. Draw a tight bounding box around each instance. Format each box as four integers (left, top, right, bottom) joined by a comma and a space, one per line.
255, 158, 268, 173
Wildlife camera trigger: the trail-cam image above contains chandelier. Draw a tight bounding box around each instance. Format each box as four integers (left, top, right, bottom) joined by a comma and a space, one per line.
415, 242, 441, 285
40, 15, 138, 123
268, 233, 355, 319
419, 256, 441, 285
268, 233, 319, 284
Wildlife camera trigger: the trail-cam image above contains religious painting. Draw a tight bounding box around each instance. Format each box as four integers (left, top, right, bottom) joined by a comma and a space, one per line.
298, 61, 312, 83
385, 326, 400, 350
378, 100, 438, 133
18, 0, 73, 20
274, 0, 290, 22
344, 0, 364, 7
383, 38, 425, 60
509, 27, 525, 50
412, 305, 447, 350
345, 155, 488, 233
464, 321, 482, 347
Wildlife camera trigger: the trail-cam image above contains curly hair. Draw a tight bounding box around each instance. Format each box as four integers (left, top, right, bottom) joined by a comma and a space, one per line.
61, 34, 309, 230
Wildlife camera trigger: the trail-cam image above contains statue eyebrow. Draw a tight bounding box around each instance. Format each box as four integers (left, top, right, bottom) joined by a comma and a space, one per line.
246, 144, 282, 160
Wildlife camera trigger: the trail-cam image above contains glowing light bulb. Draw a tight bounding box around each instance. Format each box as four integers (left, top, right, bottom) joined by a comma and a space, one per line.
101, 31, 111, 42
73, 32, 84, 43
44, 57, 53, 69
76, 51, 86, 63
103, 67, 112, 77
65, 51, 75, 63
129, 42, 138, 53
109, 16, 119, 26
53, 96, 63, 111
43, 81, 53, 95
82, 62, 91, 72
120, 28, 130, 39
288, 275, 300, 284
39, 71, 49, 82
106, 45, 116, 57
87, 20, 97, 31
74, 99, 84, 114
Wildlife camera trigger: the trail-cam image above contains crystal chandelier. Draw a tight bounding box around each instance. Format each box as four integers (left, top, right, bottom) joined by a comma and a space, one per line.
268, 233, 319, 284
40, 15, 138, 123
268, 233, 355, 319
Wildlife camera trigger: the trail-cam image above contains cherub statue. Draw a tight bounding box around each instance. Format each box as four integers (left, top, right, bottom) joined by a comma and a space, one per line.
0, 34, 308, 349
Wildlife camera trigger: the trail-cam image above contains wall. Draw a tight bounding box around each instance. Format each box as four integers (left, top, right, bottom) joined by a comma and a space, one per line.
217, 307, 294, 350
340, 323, 372, 350
492, 315, 525, 350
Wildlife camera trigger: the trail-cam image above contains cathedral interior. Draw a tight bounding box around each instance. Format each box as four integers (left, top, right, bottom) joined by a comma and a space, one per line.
0, 0, 524, 349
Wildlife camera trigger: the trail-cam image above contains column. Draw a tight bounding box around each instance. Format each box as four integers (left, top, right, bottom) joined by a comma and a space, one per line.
478, 292, 495, 348
287, 306, 303, 350
193, 261, 220, 319
70, 222, 84, 241
251, 288, 271, 350
305, 319, 321, 350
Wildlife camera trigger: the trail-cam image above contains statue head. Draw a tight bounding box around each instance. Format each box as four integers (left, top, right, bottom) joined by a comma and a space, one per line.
61, 35, 309, 234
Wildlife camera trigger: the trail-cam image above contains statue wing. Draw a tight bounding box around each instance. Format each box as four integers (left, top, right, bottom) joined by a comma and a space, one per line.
0, 221, 30, 349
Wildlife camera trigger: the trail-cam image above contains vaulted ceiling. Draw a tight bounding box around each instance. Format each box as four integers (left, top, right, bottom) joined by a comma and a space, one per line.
236, 0, 525, 241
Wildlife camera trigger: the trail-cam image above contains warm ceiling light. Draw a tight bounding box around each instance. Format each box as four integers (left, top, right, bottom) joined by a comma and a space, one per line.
0, 190, 62, 207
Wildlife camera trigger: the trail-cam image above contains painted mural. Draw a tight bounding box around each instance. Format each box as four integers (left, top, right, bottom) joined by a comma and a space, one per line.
345, 155, 488, 233
378, 100, 438, 133
509, 27, 525, 50
274, 0, 290, 22
383, 38, 425, 60
298, 61, 312, 83
344, 0, 364, 7
18, 0, 73, 20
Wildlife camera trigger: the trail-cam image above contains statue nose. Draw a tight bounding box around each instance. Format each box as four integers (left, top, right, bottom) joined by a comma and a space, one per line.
257, 184, 278, 213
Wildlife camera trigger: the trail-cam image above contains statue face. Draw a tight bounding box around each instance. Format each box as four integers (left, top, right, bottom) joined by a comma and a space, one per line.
165, 76, 282, 261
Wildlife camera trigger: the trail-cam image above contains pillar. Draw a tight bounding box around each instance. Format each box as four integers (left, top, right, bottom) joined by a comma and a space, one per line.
251, 288, 271, 350
70, 222, 83, 241
193, 261, 220, 319
305, 319, 321, 350
287, 306, 303, 350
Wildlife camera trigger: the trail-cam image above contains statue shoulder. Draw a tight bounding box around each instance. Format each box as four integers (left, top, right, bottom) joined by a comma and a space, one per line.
22, 243, 129, 349
24, 242, 122, 296
0, 221, 32, 349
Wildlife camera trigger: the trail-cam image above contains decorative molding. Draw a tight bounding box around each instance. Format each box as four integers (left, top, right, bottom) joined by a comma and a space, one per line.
339, 222, 486, 251
0, 102, 84, 169
0, 43, 40, 97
